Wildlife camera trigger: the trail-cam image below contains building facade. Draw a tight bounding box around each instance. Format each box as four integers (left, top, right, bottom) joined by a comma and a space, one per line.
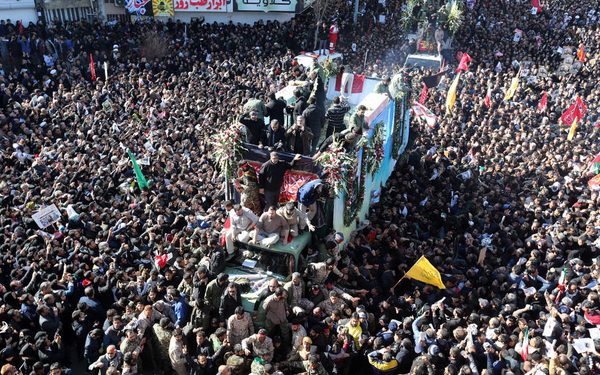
0, 0, 39, 24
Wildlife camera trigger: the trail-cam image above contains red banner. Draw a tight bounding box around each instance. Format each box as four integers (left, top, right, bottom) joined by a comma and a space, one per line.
89, 53, 96, 81
577, 46, 586, 63
419, 84, 428, 104
456, 53, 472, 72
561, 97, 587, 125
538, 91, 547, 112
243, 161, 318, 203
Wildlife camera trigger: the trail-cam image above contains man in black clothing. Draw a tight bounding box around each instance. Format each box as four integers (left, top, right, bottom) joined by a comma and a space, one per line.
258, 151, 301, 208
286, 115, 313, 155
264, 119, 286, 151
317, 22, 328, 55
288, 89, 307, 125
265, 93, 287, 127
314, 127, 362, 157
325, 96, 351, 138
239, 111, 265, 145
302, 97, 324, 151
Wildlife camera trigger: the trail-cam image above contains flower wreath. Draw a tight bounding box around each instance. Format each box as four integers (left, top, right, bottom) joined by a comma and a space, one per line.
343, 137, 367, 227
366, 121, 385, 174
392, 99, 405, 159
313, 140, 355, 196
211, 125, 246, 180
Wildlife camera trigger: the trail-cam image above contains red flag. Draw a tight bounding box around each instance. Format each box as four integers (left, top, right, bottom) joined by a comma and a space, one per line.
89, 53, 96, 81
154, 254, 168, 269
419, 84, 428, 104
531, 0, 542, 12
334, 73, 366, 94
456, 53, 472, 72
484, 84, 492, 108
577, 46, 586, 63
560, 97, 587, 125
19, 20, 23, 34
538, 91, 547, 112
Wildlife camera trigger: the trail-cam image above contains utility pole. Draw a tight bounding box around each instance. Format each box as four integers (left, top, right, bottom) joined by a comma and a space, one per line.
353, 0, 359, 24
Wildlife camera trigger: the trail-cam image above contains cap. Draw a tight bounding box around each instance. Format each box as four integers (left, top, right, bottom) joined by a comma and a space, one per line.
258, 328, 268, 336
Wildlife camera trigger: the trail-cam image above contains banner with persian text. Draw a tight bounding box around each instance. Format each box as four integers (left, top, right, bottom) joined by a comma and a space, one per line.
234, 0, 299, 12
174, 0, 229, 12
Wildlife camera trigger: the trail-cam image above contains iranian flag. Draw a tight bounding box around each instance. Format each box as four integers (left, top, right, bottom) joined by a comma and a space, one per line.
589, 174, 600, 191
554, 267, 568, 303
520, 328, 529, 360
590, 153, 600, 175
412, 101, 437, 128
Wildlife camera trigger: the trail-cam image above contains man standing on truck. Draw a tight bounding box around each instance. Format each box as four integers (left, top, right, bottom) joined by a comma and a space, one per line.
325, 96, 351, 138
258, 152, 301, 208
374, 77, 391, 98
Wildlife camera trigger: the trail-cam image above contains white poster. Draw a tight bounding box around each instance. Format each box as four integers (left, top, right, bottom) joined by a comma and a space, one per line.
32, 204, 62, 229
234, 0, 298, 12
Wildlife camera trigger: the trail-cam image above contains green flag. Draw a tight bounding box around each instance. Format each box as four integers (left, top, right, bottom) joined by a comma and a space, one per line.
127, 149, 148, 190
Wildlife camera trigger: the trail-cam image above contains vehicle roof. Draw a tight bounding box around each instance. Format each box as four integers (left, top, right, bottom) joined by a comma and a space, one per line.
405, 54, 442, 69
405, 54, 442, 61
237, 231, 309, 260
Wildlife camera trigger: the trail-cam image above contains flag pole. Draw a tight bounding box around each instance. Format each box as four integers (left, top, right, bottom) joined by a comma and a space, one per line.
390, 273, 407, 292
390, 254, 425, 292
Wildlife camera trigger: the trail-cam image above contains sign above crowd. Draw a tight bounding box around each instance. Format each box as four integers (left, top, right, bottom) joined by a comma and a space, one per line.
125, 0, 307, 14
233, 0, 300, 12
174, 0, 229, 12
32, 204, 62, 229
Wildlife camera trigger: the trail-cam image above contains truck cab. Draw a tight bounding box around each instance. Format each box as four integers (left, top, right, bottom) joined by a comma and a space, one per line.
404, 53, 443, 70
224, 237, 307, 313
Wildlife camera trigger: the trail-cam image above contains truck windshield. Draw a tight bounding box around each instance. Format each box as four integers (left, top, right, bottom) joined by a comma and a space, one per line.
405, 55, 441, 70
227, 248, 294, 277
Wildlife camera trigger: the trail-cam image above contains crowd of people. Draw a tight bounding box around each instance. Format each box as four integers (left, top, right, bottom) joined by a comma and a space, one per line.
0, 0, 599, 373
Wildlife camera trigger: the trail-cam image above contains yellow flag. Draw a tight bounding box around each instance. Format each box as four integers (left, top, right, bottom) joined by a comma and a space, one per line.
504, 74, 520, 101
405, 256, 446, 289
567, 117, 578, 141
445, 72, 461, 114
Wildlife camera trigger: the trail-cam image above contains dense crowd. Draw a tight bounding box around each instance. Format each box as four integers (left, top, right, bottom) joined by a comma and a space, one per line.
0, 0, 599, 374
